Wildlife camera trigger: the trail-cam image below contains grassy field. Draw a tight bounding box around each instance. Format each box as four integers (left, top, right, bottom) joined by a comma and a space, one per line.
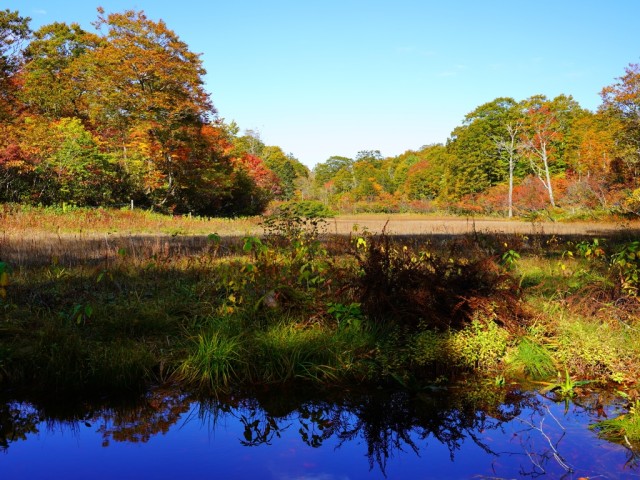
1, 206, 640, 448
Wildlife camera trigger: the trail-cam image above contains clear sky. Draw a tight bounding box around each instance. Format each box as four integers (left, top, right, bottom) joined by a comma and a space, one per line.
5, 0, 640, 167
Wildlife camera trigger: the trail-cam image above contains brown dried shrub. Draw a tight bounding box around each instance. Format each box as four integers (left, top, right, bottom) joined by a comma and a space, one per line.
355, 232, 526, 332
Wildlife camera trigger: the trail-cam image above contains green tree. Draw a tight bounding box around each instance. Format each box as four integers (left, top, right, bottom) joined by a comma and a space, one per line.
262, 146, 308, 200
446, 97, 518, 198
313, 156, 353, 189
41, 118, 117, 205
402, 144, 451, 200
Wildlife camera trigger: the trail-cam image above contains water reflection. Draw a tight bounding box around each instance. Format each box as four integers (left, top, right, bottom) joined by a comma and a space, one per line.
0, 384, 637, 479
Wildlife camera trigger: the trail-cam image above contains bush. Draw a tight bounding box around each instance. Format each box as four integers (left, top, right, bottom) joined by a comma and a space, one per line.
447, 317, 509, 371
355, 232, 525, 331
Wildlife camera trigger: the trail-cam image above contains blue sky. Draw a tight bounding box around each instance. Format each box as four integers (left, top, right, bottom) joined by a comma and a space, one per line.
6, 1, 640, 167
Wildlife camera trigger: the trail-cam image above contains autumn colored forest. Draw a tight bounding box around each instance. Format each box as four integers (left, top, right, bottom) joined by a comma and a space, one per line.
1, 8, 640, 219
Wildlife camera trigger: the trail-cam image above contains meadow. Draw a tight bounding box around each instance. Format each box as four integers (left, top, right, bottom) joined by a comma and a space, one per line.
1, 205, 640, 445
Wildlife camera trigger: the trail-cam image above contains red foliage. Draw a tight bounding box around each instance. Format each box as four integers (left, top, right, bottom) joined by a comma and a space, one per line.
0, 143, 23, 165
233, 153, 281, 195
475, 184, 509, 214
512, 176, 548, 211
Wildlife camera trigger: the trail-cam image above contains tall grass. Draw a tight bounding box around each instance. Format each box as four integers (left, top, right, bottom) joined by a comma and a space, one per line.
2, 208, 640, 398
176, 332, 245, 391
506, 337, 556, 380
0, 203, 261, 236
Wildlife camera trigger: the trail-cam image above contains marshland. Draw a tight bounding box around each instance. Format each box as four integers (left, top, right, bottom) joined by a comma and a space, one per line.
1, 206, 640, 477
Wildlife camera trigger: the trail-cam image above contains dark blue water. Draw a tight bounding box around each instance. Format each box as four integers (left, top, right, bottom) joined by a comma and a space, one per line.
0, 386, 636, 479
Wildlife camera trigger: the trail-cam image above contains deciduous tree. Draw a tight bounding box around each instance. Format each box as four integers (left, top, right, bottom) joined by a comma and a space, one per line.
600, 63, 640, 186
0, 9, 30, 120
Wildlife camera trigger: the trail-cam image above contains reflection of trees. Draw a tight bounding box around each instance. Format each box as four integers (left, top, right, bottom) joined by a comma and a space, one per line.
9, 384, 618, 477
0, 386, 192, 451
95, 386, 191, 446
197, 385, 536, 475
0, 402, 40, 452
326, 386, 534, 475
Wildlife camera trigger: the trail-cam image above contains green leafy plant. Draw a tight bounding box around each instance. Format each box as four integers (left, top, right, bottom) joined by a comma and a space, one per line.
327, 302, 363, 331
538, 368, 591, 398
243, 236, 268, 259
574, 238, 606, 259
68, 303, 93, 325
610, 240, 640, 296
500, 248, 521, 271
448, 317, 509, 371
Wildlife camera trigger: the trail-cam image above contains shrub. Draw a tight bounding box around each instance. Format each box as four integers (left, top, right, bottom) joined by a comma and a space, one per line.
554, 316, 637, 381
355, 232, 524, 331
447, 316, 509, 371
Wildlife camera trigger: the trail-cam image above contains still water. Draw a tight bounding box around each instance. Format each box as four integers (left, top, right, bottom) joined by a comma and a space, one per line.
0, 385, 637, 479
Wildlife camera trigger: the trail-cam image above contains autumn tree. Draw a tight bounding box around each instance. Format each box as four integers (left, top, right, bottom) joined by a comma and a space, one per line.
2, 8, 285, 215
515, 95, 586, 208
384, 150, 423, 194
84, 9, 216, 209
261, 146, 308, 200
559, 111, 618, 209
20, 22, 102, 119
0, 9, 31, 120
402, 144, 452, 201
600, 63, 640, 187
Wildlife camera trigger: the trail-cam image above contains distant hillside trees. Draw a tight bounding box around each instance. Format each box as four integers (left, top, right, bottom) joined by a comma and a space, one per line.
311, 73, 639, 217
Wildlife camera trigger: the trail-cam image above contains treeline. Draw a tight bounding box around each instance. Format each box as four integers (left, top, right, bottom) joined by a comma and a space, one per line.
311, 79, 640, 218
3, 9, 640, 219
0, 9, 308, 216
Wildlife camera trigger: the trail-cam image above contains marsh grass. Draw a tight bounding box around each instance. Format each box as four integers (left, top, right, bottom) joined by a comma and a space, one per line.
1, 208, 640, 398
176, 332, 245, 390
506, 337, 556, 380
592, 400, 640, 445
0, 204, 261, 236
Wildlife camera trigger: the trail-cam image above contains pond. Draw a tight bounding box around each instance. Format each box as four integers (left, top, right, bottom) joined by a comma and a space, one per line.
0, 384, 636, 479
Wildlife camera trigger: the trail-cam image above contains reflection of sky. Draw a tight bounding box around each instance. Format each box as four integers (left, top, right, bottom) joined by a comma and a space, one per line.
0, 395, 634, 480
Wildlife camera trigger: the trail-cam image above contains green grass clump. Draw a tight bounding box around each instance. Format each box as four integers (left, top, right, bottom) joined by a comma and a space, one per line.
251, 322, 337, 384
592, 400, 640, 445
176, 332, 245, 391
506, 337, 556, 380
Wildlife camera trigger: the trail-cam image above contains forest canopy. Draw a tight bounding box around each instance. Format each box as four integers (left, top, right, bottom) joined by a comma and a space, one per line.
0, 8, 307, 216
